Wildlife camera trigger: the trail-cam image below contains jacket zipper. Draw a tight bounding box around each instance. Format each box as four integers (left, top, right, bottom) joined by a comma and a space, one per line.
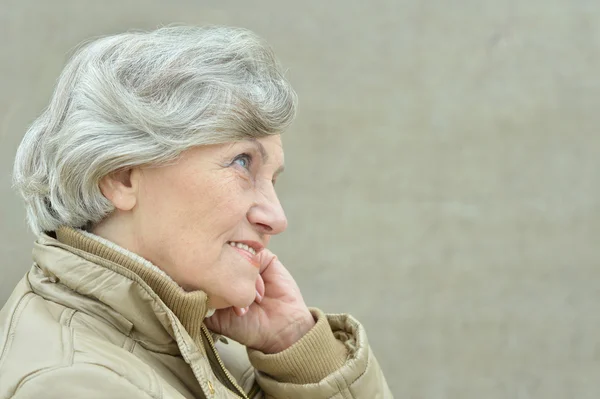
246, 382, 261, 398
201, 325, 249, 399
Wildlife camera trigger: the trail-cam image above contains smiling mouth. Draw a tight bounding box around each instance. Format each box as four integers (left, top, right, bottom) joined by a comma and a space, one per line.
227, 241, 257, 255
227, 241, 261, 268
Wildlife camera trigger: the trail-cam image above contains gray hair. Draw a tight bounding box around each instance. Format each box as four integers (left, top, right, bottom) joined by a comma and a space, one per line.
13, 25, 298, 234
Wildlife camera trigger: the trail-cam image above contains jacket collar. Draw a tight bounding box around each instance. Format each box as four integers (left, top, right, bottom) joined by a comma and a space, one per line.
30, 228, 211, 354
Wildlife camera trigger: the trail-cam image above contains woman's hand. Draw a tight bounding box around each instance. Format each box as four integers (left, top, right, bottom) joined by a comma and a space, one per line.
204, 249, 315, 354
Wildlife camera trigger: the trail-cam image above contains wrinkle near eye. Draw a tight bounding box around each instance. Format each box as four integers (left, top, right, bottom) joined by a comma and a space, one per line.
230, 166, 253, 187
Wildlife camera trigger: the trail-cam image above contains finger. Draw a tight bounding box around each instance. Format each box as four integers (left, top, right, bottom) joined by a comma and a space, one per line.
257, 248, 278, 275
233, 306, 247, 316
255, 274, 265, 303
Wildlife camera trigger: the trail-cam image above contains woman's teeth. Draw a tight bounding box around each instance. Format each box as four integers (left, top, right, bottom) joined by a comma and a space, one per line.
228, 241, 256, 255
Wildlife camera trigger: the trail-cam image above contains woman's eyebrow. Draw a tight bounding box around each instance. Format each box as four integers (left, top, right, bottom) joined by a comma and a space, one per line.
248, 139, 285, 175
248, 139, 269, 162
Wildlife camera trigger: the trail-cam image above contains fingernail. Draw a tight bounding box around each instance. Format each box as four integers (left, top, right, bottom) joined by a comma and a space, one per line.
239, 307, 246, 316
255, 290, 263, 303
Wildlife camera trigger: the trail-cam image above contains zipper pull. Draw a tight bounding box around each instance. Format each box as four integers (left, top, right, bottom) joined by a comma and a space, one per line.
207, 380, 215, 395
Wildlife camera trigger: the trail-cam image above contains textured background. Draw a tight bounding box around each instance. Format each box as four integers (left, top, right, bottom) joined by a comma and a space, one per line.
2, 1, 600, 397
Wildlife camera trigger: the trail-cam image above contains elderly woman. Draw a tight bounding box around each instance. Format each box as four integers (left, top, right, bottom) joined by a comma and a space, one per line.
0, 26, 391, 398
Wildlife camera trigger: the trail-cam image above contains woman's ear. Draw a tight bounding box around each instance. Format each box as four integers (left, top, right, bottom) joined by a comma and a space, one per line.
99, 169, 139, 211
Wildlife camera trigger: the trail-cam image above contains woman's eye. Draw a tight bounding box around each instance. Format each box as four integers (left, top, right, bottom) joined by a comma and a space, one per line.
233, 154, 252, 170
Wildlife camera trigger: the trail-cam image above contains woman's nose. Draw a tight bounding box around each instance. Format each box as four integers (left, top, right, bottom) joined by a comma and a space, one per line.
247, 185, 288, 235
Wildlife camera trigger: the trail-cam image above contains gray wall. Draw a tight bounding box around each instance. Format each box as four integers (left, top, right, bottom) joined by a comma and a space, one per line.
2, 1, 600, 397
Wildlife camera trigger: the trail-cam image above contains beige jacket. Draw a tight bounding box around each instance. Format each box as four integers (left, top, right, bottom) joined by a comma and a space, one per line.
0, 228, 392, 398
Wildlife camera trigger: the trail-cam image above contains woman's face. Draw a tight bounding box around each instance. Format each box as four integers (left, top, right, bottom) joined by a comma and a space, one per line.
131, 135, 287, 309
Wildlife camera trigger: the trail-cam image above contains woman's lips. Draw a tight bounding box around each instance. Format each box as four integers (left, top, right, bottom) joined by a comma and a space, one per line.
227, 240, 263, 268
231, 246, 261, 268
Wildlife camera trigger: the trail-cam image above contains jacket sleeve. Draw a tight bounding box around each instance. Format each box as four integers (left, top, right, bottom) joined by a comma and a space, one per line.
11, 364, 156, 399
247, 308, 393, 399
